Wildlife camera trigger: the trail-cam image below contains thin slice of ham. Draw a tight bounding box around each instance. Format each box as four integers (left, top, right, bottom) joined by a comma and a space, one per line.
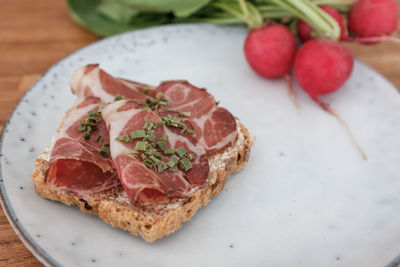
70, 64, 154, 103
70, 65, 237, 155
45, 96, 120, 197
102, 100, 209, 206
155, 81, 238, 155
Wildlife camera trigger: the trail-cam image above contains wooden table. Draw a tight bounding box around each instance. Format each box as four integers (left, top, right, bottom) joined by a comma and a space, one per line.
0, 0, 399, 265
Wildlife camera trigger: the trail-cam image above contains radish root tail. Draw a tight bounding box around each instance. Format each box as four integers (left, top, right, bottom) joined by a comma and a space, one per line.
311, 96, 367, 160
284, 75, 301, 109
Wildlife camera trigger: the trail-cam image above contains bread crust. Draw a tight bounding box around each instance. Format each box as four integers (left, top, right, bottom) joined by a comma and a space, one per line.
31, 122, 252, 242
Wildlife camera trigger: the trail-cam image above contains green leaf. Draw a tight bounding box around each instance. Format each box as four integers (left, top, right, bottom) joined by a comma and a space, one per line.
66, 0, 170, 36
116, 0, 212, 18
97, 2, 139, 23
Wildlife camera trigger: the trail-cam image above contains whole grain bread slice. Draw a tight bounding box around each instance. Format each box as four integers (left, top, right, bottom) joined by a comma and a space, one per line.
31, 121, 252, 242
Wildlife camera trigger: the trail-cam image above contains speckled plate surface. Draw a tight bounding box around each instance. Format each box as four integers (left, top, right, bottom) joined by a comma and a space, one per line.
1, 24, 400, 267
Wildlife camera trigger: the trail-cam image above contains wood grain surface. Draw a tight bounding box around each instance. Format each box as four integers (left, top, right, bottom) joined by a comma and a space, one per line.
0, 0, 399, 266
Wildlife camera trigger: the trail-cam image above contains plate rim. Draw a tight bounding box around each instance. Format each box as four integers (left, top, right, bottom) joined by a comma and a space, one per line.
0, 23, 399, 267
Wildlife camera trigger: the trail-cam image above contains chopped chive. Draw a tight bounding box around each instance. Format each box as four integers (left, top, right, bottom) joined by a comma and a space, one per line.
143, 119, 154, 130
155, 92, 164, 100
130, 129, 146, 139
167, 155, 180, 168
156, 161, 168, 172
153, 151, 162, 159
145, 148, 157, 156
114, 94, 125, 101
164, 148, 174, 155
78, 110, 102, 140
135, 141, 148, 151
123, 150, 138, 157
143, 158, 154, 168
154, 121, 165, 127
99, 146, 110, 158
142, 87, 149, 95
160, 134, 168, 142
94, 135, 101, 143
178, 111, 191, 117
145, 129, 155, 142
179, 157, 192, 171
175, 146, 187, 158
141, 154, 147, 160
115, 135, 130, 143
188, 153, 196, 160
149, 155, 160, 163
156, 140, 168, 151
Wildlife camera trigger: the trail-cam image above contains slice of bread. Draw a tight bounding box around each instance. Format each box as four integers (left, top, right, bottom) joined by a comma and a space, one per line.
32, 121, 252, 242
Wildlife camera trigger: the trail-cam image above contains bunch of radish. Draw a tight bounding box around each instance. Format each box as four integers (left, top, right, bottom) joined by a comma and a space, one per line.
244, 0, 399, 160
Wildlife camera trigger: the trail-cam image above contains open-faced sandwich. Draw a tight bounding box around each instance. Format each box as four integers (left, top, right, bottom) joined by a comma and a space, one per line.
32, 64, 253, 242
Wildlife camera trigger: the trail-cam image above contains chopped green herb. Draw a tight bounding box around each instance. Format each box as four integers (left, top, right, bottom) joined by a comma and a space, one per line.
179, 157, 192, 171
141, 154, 147, 160
145, 148, 157, 155
155, 92, 171, 106
161, 115, 195, 135
149, 155, 160, 163
142, 87, 149, 95
156, 161, 168, 172
99, 145, 110, 158
188, 153, 196, 160
164, 148, 174, 155
178, 111, 191, 117
114, 94, 125, 101
167, 155, 180, 168
141, 98, 159, 110
135, 141, 148, 151
95, 135, 102, 143
187, 128, 195, 135
142, 119, 154, 130
154, 121, 165, 127
145, 129, 155, 142
123, 150, 138, 157
142, 158, 154, 168
160, 134, 168, 142
78, 110, 102, 140
155, 92, 164, 100
115, 135, 130, 143
130, 129, 146, 139
175, 146, 187, 158
157, 141, 168, 151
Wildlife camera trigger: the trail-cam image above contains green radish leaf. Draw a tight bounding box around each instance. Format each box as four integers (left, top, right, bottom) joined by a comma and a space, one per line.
97, 2, 139, 23
116, 0, 212, 17
66, 0, 170, 36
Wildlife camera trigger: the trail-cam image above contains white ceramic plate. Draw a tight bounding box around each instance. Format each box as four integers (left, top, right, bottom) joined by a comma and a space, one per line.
1, 24, 400, 267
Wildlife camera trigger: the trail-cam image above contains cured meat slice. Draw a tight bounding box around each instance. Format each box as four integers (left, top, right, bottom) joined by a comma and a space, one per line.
102, 100, 209, 206
70, 65, 238, 153
155, 81, 238, 155
70, 64, 153, 103
45, 97, 120, 197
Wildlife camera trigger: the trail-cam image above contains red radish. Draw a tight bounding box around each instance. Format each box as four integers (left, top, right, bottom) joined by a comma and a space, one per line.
244, 24, 300, 108
297, 6, 346, 42
294, 39, 367, 159
348, 0, 400, 43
